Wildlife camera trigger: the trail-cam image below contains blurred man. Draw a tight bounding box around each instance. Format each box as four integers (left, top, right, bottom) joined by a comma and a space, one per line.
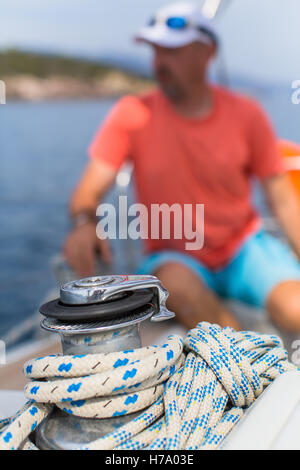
64, 2, 300, 332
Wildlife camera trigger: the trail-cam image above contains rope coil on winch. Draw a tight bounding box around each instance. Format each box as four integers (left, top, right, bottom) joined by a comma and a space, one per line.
0, 322, 297, 450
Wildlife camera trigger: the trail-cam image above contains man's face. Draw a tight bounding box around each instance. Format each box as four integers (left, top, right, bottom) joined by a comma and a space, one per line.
152, 42, 215, 101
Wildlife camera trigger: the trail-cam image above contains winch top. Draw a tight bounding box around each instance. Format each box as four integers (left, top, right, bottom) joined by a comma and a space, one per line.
39, 274, 175, 323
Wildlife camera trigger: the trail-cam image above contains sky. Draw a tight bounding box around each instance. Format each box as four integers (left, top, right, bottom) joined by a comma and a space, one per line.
0, 0, 300, 84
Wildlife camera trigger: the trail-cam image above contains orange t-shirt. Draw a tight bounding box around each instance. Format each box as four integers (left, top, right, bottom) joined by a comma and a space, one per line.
89, 86, 284, 269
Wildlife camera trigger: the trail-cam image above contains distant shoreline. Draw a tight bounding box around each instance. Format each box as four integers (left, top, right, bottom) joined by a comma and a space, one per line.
1, 49, 153, 101
4, 72, 153, 101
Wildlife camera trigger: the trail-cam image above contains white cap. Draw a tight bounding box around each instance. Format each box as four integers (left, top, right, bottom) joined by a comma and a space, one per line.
135, 2, 218, 49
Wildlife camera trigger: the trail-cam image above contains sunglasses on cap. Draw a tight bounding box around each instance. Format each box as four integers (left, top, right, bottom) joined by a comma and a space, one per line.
148, 16, 218, 45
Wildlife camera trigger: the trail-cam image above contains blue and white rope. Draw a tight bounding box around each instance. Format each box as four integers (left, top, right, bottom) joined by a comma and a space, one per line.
0, 322, 297, 450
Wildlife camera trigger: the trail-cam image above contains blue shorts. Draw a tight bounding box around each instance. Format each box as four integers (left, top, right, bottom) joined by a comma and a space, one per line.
137, 230, 300, 308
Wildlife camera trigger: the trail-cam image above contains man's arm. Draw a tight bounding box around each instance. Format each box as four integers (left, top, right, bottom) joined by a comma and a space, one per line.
64, 96, 134, 276
263, 173, 300, 258
63, 159, 118, 276
70, 158, 116, 215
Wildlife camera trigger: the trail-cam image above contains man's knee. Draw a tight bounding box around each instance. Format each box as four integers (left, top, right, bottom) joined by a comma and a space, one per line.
267, 281, 300, 332
154, 261, 204, 313
155, 261, 192, 282
154, 261, 240, 330
154, 261, 203, 301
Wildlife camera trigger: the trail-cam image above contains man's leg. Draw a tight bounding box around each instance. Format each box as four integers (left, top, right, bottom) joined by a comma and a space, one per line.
221, 230, 300, 333
267, 281, 300, 332
154, 262, 241, 330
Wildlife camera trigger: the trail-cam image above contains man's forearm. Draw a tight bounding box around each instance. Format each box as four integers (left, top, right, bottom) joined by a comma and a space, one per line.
69, 188, 100, 230
69, 193, 99, 219
69, 159, 117, 219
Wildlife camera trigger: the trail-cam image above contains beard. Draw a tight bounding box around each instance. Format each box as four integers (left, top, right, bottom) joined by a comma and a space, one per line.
154, 66, 184, 101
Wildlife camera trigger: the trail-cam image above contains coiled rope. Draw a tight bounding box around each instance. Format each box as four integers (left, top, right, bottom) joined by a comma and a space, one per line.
0, 322, 297, 450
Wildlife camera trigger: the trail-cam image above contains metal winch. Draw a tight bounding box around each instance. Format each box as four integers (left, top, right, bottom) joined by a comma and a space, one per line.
35, 274, 174, 450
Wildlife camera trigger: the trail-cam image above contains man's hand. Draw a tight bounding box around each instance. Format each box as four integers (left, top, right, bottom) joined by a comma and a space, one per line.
63, 222, 112, 277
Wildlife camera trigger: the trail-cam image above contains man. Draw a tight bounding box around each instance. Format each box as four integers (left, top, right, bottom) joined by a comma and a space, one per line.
64, 2, 300, 332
